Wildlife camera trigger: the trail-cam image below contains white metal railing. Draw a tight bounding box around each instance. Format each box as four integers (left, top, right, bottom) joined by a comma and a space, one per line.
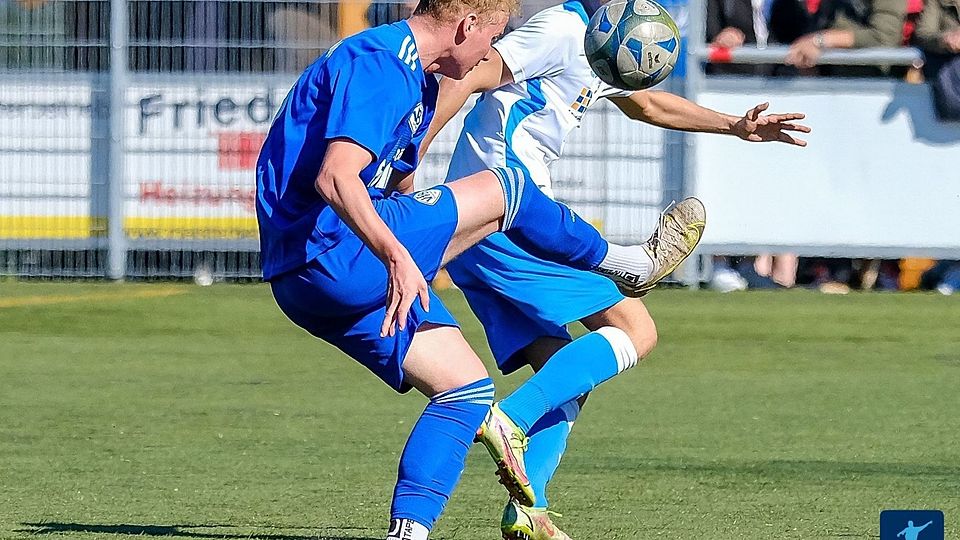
697, 45, 925, 68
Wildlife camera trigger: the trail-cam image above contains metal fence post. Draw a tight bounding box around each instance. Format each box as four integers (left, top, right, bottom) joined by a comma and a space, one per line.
678, 0, 707, 288
108, 0, 129, 280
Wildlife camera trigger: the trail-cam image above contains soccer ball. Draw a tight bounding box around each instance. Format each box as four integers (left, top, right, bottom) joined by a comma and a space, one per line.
584, 0, 681, 91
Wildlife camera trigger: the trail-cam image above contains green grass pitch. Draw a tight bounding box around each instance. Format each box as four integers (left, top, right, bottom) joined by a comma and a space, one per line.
1, 282, 958, 539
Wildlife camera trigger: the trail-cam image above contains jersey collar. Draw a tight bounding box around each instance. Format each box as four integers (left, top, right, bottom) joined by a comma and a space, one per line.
395, 20, 426, 81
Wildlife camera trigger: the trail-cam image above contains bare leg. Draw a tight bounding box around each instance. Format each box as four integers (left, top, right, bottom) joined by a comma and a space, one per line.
580, 298, 658, 358
440, 170, 509, 265
386, 324, 494, 538
402, 323, 490, 397
772, 254, 799, 288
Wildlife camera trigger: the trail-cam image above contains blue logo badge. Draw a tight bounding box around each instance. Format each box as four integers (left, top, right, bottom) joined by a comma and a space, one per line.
880, 510, 944, 540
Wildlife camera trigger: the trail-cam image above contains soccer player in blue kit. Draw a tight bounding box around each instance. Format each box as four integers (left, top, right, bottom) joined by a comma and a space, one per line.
254, 0, 704, 538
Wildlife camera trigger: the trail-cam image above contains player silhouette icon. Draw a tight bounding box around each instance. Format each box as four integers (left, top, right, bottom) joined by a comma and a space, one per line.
898, 520, 934, 540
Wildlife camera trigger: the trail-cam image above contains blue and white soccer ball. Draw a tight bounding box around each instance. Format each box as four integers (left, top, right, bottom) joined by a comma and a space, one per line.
584, 0, 681, 91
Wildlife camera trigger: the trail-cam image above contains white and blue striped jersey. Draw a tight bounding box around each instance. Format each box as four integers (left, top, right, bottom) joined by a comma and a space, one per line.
444, 0, 632, 199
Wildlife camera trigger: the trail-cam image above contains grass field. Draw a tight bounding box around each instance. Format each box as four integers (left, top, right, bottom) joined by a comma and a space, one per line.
1, 282, 958, 540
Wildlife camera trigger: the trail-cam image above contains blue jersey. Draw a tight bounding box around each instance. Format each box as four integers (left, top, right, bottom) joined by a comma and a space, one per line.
256, 21, 439, 280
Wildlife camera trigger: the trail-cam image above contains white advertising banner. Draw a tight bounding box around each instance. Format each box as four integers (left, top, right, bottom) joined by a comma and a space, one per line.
0, 76, 292, 241
693, 79, 960, 257
0, 81, 94, 238
2, 76, 670, 245
124, 80, 290, 240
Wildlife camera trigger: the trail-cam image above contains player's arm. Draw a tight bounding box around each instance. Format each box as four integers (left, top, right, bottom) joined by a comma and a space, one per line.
315, 139, 429, 336
318, 50, 433, 335
418, 51, 514, 160
609, 91, 810, 146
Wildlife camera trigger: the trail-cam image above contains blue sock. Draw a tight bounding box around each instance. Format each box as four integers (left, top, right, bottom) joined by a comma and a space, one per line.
499, 327, 635, 433
391, 378, 495, 530
525, 400, 581, 508
492, 167, 608, 271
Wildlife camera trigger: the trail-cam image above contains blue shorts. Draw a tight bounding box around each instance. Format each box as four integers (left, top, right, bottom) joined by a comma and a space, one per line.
446, 232, 624, 375
270, 186, 459, 393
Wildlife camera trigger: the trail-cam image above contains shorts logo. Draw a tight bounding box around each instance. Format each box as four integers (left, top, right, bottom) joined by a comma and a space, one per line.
413, 189, 441, 206
408, 102, 424, 132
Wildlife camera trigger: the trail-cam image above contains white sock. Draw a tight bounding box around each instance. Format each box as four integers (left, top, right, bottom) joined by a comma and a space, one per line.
595, 326, 639, 373
386, 518, 429, 540
598, 244, 654, 283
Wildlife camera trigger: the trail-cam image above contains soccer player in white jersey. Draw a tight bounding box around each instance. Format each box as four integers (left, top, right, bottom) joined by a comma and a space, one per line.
419, 1, 810, 538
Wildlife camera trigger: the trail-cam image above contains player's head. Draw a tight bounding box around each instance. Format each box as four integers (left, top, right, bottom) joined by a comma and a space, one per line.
908, 521, 915, 527
412, 0, 516, 79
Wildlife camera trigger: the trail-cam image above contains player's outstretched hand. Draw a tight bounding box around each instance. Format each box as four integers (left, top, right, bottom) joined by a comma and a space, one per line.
381, 246, 430, 338
732, 102, 811, 146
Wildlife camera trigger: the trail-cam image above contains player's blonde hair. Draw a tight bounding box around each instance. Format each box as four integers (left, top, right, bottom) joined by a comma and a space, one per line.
413, 0, 520, 23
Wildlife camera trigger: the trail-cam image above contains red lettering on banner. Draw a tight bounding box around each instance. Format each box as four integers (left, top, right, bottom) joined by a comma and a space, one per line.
218, 131, 267, 170
139, 181, 256, 213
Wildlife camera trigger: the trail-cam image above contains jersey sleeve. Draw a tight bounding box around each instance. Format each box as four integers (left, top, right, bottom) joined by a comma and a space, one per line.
596, 81, 634, 99
493, 10, 583, 83
322, 51, 418, 159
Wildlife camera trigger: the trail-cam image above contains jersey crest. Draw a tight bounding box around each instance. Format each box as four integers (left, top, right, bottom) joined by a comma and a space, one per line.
569, 87, 594, 121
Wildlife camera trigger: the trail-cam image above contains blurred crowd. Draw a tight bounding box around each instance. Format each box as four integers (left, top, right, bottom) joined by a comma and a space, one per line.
5, 0, 956, 103
707, 0, 960, 117
706, 0, 958, 294
709, 256, 960, 293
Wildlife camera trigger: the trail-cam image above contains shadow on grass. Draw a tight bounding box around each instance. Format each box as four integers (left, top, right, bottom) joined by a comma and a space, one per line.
16, 522, 378, 540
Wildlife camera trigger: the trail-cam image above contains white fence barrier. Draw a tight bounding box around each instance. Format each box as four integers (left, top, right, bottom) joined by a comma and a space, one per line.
692, 77, 960, 259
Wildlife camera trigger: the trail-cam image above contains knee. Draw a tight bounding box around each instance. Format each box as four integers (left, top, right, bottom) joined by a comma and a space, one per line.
585, 299, 658, 359
626, 310, 657, 359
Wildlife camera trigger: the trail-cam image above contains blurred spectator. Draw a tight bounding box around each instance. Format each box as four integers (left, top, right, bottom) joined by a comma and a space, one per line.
707, 0, 771, 49
915, 0, 960, 119
706, 0, 776, 74
920, 260, 960, 293
706, 0, 814, 74
795, 257, 902, 291
914, 0, 960, 54
784, 0, 908, 72
12, 0, 48, 9
935, 264, 960, 294
899, 257, 937, 289
754, 253, 799, 287
268, 2, 339, 72
367, 0, 418, 27
710, 256, 749, 292
708, 255, 796, 291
